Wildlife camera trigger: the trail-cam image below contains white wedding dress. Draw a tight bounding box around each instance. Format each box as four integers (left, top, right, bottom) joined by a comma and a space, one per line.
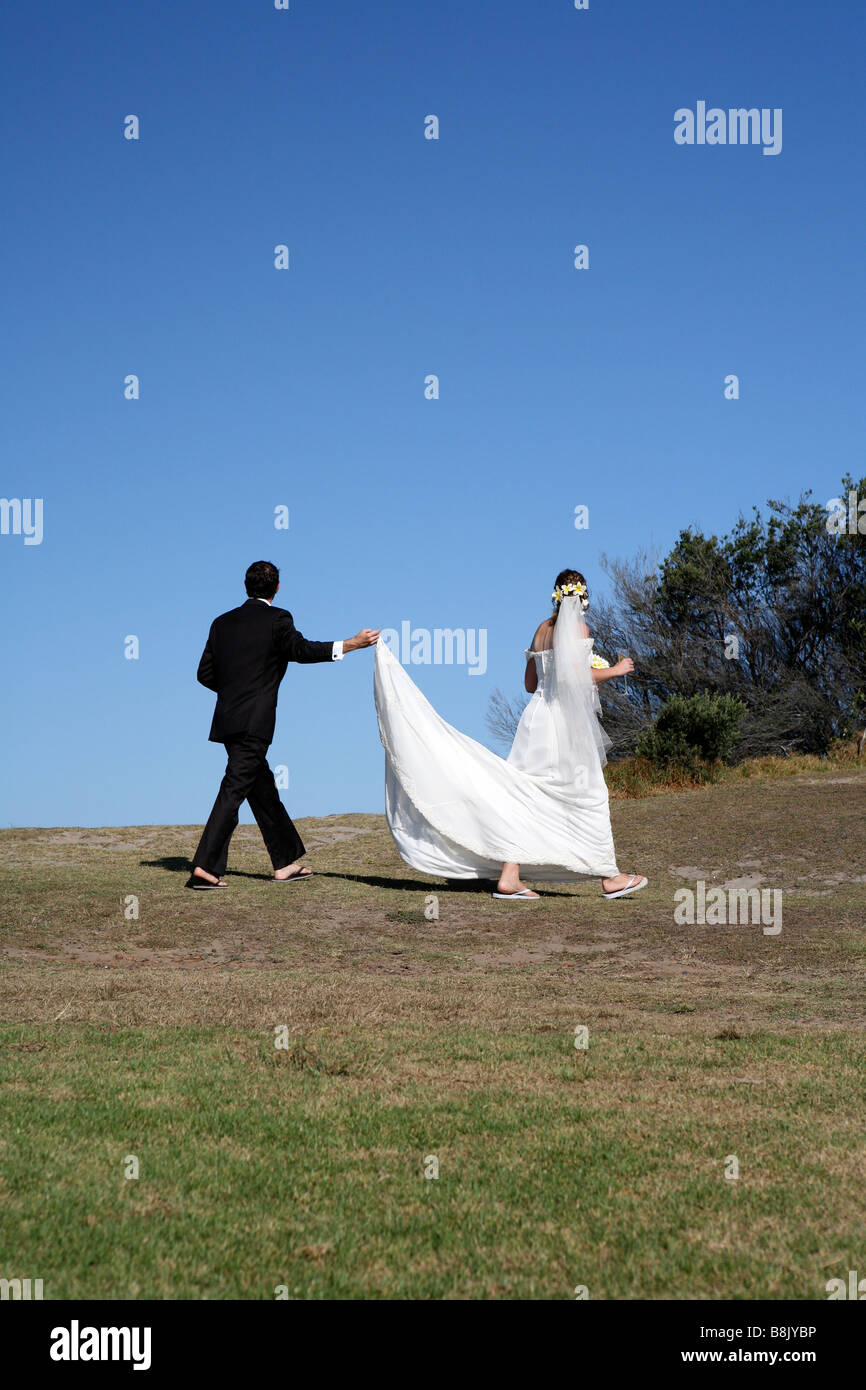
373, 596, 620, 881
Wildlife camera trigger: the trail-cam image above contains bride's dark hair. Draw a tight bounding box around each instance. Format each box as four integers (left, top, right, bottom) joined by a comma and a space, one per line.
551, 569, 589, 620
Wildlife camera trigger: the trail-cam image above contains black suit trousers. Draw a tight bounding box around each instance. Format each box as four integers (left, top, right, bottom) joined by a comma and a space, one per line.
193, 735, 305, 877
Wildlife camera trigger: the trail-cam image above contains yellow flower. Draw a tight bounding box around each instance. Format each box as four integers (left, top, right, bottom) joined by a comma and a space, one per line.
554, 581, 590, 609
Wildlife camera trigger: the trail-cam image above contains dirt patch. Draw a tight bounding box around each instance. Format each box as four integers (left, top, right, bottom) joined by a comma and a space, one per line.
471, 937, 620, 966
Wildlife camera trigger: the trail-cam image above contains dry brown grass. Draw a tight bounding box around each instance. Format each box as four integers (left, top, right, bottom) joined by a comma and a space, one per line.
1, 765, 864, 1037
605, 736, 865, 799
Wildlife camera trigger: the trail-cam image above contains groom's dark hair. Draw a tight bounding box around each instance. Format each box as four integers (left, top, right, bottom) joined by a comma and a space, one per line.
245, 561, 280, 599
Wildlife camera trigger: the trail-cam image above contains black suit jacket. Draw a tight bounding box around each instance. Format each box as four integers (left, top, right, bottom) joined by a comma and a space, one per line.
197, 598, 335, 743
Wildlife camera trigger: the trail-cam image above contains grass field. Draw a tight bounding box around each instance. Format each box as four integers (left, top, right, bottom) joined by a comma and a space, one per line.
1, 761, 864, 1299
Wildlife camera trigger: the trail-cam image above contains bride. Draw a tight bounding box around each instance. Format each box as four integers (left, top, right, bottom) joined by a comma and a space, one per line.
374, 569, 647, 901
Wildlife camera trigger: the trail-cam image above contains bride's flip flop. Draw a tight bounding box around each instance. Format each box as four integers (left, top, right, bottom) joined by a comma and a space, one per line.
602, 874, 647, 900
185, 875, 228, 890
273, 868, 314, 883
492, 888, 540, 900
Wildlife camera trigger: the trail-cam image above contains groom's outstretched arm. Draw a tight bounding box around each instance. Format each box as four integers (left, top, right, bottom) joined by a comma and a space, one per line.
197, 630, 218, 690
277, 611, 380, 663
278, 610, 343, 664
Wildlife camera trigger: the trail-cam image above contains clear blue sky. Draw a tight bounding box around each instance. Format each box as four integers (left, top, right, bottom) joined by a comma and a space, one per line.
2, 0, 863, 828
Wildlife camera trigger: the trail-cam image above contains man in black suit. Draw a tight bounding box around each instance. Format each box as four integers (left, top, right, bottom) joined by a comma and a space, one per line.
189, 561, 379, 889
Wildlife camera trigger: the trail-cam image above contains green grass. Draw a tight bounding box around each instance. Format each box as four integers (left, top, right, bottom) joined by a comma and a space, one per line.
1, 1022, 863, 1299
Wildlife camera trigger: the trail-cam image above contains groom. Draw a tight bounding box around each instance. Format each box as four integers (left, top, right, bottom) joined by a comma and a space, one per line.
188, 561, 379, 889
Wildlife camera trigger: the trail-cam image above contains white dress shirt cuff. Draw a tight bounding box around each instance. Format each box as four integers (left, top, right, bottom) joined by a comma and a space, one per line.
332, 641, 344, 661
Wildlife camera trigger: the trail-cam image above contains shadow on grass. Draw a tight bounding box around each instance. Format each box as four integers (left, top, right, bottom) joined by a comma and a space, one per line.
140, 856, 272, 882
316, 872, 574, 898
315, 870, 493, 894
140, 858, 574, 897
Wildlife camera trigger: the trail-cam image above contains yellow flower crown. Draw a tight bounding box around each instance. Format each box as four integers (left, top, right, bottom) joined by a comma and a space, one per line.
552, 581, 589, 611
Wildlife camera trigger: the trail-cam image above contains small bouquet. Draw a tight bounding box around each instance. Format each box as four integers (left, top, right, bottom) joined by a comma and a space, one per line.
590, 653, 610, 670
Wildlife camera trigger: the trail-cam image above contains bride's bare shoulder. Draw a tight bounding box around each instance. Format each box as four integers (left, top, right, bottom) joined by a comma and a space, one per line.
530, 617, 555, 652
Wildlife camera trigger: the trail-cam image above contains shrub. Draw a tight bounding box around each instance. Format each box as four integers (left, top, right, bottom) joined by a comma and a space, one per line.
635, 692, 745, 776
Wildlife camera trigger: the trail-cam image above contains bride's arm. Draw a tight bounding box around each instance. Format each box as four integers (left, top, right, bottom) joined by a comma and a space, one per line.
585, 623, 634, 683
592, 661, 633, 684
583, 625, 636, 683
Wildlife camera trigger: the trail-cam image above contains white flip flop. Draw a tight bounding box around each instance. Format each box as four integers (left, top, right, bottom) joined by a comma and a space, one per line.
602, 874, 647, 900
492, 888, 540, 900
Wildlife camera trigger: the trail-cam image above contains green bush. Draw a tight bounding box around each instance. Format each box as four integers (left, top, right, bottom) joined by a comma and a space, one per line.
635, 692, 746, 777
